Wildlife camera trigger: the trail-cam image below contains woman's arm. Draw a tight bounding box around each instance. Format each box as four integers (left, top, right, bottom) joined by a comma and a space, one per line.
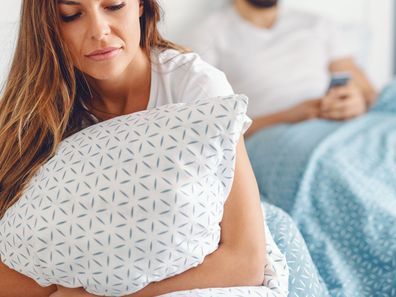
0, 260, 57, 297
51, 136, 267, 297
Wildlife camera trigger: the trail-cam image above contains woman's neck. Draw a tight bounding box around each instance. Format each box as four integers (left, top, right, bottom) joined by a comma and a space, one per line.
87, 48, 151, 120
234, 0, 278, 29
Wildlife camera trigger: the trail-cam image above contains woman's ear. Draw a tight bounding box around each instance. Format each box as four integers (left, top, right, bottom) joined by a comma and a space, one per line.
139, 0, 144, 17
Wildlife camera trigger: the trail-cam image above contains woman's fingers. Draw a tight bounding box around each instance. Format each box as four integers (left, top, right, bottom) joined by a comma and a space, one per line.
49, 286, 94, 297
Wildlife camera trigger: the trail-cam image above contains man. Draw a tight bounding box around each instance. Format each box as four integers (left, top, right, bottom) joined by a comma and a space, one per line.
186, 0, 377, 137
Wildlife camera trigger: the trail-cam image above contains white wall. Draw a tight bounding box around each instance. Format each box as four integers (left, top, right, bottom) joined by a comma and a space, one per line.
157, 0, 228, 41
0, 0, 21, 89
282, 0, 394, 88
0, 0, 394, 89
365, 0, 394, 88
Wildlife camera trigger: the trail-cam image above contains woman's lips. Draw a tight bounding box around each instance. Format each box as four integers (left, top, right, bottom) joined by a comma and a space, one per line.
86, 47, 121, 61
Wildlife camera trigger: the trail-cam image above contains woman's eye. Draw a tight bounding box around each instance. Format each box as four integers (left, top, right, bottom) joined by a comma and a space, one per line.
61, 13, 82, 23
60, 2, 125, 22
107, 2, 126, 11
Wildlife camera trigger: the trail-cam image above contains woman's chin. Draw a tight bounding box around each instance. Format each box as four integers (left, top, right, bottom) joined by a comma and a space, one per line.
86, 68, 125, 81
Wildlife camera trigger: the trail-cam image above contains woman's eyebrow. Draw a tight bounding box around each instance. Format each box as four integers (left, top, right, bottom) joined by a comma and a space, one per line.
58, 0, 81, 5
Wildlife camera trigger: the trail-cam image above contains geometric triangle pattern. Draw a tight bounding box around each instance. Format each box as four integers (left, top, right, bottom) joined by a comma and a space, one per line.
262, 201, 331, 297
0, 95, 288, 296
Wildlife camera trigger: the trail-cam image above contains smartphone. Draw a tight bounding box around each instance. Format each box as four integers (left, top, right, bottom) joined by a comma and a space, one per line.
328, 73, 351, 90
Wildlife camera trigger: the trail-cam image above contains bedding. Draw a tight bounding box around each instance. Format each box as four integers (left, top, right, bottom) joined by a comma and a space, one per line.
262, 202, 330, 297
246, 80, 396, 297
158, 202, 332, 297
0, 95, 289, 296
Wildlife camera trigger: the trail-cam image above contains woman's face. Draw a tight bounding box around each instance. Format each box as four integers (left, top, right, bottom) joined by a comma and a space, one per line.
58, 0, 143, 80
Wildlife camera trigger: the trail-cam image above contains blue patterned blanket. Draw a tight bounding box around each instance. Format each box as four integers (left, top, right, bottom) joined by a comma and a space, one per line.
246, 81, 396, 297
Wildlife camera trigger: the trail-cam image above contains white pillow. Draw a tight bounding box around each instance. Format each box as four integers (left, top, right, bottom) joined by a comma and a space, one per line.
0, 95, 252, 296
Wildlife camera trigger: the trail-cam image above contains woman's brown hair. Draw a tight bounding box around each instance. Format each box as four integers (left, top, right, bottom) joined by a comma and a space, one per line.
0, 0, 183, 218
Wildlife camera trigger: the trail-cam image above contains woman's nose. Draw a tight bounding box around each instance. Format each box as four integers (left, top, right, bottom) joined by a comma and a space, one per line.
89, 13, 111, 41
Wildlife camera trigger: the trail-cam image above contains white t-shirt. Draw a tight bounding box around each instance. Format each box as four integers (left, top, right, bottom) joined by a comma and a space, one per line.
147, 49, 234, 108
185, 6, 355, 118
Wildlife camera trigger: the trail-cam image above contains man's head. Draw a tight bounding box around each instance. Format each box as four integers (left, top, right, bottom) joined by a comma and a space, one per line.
245, 0, 278, 9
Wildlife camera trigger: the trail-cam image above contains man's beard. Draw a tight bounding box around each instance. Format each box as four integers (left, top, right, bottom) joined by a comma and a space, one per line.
245, 0, 278, 8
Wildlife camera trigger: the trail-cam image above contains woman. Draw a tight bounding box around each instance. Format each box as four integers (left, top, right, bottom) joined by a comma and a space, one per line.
0, 0, 266, 296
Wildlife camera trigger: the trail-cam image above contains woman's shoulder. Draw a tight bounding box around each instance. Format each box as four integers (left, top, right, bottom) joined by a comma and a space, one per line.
151, 48, 233, 102
152, 48, 218, 74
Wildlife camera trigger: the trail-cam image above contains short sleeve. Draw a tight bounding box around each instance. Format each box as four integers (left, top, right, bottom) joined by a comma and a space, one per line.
176, 54, 234, 104
320, 17, 356, 61
237, 96, 253, 135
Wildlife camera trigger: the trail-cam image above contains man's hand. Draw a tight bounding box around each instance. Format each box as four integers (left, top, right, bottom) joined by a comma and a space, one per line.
282, 99, 322, 123
245, 99, 322, 138
321, 82, 367, 120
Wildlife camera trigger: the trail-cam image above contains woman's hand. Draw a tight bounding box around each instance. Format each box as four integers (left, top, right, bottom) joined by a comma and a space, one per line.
49, 286, 96, 297
0, 260, 57, 297
321, 82, 367, 120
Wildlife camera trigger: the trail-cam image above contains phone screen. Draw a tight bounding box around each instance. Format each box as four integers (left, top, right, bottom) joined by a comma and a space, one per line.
328, 73, 351, 89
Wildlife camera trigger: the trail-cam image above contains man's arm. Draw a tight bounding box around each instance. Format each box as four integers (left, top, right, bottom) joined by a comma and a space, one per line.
245, 99, 322, 138
246, 58, 378, 137
329, 57, 377, 107
0, 260, 57, 297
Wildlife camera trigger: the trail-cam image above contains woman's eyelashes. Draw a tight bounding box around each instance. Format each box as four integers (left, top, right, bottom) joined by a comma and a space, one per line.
61, 2, 127, 23
107, 2, 126, 11
61, 13, 82, 23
